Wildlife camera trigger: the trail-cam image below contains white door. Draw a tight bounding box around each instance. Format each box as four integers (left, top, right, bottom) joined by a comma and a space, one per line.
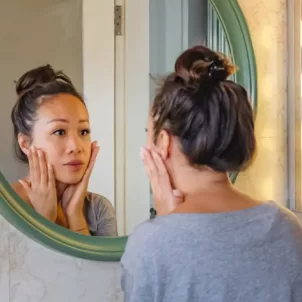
83, 1, 116, 208
85, 0, 151, 236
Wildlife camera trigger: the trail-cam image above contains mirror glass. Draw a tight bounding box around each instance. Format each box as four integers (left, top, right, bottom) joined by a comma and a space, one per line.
0, 0, 239, 239
0, 0, 121, 237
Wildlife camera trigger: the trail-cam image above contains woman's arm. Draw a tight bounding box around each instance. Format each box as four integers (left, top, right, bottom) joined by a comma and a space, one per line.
66, 213, 91, 235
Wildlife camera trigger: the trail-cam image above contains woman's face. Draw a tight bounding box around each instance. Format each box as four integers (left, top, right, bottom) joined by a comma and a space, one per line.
27, 94, 92, 184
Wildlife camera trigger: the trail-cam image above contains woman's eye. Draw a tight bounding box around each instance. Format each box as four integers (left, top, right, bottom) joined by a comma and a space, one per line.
80, 129, 91, 136
53, 129, 65, 136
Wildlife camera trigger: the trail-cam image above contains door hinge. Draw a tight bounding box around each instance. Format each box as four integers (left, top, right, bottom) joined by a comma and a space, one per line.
115, 5, 123, 36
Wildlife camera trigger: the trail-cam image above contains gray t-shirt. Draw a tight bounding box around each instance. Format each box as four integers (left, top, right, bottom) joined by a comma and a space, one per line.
84, 192, 117, 236
121, 201, 302, 302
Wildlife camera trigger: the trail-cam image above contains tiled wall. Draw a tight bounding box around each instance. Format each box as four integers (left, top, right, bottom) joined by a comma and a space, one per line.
0, 1, 295, 301
0, 215, 123, 302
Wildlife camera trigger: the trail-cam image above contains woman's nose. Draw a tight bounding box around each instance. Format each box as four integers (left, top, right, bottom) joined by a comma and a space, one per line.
66, 135, 82, 154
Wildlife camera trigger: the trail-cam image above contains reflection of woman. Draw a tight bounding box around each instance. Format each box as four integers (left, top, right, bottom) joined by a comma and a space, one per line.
10, 65, 118, 237
121, 46, 302, 301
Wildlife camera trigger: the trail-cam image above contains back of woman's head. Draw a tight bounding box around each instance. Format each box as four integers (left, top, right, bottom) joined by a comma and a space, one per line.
11, 64, 84, 162
152, 45, 255, 172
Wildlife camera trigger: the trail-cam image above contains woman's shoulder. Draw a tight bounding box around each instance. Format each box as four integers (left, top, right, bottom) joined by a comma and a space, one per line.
85, 191, 112, 207
84, 192, 118, 236
84, 191, 116, 218
272, 201, 302, 235
123, 219, 164, 257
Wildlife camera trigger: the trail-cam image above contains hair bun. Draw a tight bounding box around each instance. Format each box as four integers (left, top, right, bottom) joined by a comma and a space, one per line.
15, 64, 73, 96
174, 45, 237, 88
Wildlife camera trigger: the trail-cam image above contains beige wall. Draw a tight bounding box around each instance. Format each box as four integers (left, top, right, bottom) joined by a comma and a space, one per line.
0, 0, 83, 183
235, 0, 288, 207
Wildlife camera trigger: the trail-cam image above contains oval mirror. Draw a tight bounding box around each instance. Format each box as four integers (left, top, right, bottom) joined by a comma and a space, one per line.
0, 0, 257, 261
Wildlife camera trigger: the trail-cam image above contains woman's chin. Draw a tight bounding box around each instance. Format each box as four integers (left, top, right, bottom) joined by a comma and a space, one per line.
56, 172, 85, 185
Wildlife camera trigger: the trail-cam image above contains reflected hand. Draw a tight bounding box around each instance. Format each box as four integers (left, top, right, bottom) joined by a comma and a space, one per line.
61, 141, 99, 221
19, 147, 57, 221
140, 147, 184, 216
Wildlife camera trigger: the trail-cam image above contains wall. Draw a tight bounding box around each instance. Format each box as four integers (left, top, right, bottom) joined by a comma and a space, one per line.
0, 0, 83, 183
235, 0, 302, 225
0, 215, 123, 302
235, 0, 288, 207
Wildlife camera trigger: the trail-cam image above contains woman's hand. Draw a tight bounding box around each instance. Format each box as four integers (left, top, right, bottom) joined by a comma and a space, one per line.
18, 146, 57, 222
61, 141, 99, 233
140, 147, 184, 216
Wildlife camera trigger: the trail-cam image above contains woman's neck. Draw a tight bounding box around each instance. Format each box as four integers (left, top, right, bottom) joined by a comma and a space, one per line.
170, 164, 231, 196
56, 182, 68, 201
169, 164, 261, 213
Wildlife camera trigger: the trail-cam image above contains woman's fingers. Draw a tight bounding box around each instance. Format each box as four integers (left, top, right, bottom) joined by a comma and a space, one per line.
90, 143, 100, 166
83, 143, 100, 180
151, 151, 170, 184
38, 149, 48, 186
31, 147, 40, 184
140, 147, 158, 180
140, 147, 184, 215
27, 148, 34, 181
18, 179, 31, 193
47, 163, 55, 188
172, 189, 184, 205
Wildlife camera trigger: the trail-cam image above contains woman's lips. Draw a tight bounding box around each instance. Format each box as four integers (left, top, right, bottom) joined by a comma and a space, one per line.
64, 160, 84, 171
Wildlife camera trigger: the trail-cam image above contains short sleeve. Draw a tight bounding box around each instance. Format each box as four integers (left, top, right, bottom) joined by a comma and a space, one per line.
86, 193, 118, 236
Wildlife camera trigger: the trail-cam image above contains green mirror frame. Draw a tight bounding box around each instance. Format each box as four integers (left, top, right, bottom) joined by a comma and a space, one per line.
0, 0, 257, 262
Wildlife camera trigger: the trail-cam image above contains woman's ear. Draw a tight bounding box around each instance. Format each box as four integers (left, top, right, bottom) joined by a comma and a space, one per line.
17, 133, 31, 156
155, 130, 170, 160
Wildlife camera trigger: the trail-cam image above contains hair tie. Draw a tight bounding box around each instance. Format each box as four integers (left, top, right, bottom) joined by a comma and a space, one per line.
207, 61, 225, 79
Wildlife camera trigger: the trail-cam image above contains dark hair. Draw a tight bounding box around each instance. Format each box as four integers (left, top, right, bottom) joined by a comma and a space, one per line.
152, 45, 255, 172
11, 64, 85, 163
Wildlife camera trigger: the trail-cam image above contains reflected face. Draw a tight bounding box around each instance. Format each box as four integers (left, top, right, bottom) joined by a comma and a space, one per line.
29, 94, 91, 184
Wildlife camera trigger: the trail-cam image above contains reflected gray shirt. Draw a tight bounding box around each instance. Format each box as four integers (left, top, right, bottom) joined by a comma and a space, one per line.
84, 192, 118, 236
121, 201, 302, 302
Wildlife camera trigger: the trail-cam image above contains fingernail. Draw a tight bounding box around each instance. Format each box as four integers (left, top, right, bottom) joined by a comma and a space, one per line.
151, 151, 158, 158
172, 190, 182, 197
140, 147, 145, 159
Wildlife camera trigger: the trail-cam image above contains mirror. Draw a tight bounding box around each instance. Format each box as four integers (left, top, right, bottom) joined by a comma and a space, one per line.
0, 0, 257, 261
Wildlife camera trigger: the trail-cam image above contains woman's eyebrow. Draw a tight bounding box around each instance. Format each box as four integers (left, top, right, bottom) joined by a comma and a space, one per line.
46, 118, 89, 124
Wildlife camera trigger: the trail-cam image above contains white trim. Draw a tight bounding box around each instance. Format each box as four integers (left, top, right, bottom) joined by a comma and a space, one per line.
82, 1, 116, 205
115, 0, 126, 235
124, 0, 150, 234
287, 0, 302, 211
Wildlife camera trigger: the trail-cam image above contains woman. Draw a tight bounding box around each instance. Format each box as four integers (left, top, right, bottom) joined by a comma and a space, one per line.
121, 46, 302, 301
11, 65, 118, 236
